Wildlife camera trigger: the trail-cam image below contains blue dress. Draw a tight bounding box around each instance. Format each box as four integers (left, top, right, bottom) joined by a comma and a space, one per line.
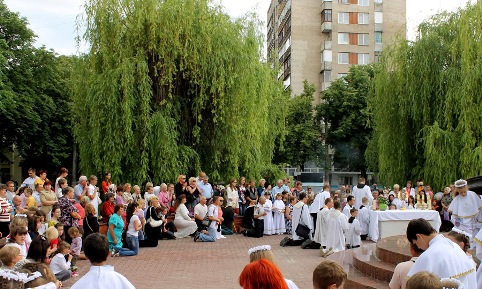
107, 213, 124, 250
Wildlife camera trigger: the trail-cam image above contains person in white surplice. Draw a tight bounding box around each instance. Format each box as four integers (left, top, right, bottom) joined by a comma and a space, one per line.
342, 195, 355, 219
309, 184, 331, 232
324, 201, 348, 253
71, 233, 135, 289
263, 192, 275, 235
346, 208, 361, 249
406, 218, 476, 289
448, 179, 482, 241
279, 192, 313, 247
314, 197, 333, 248
358, 197, 370, 240
352, 177, 373, 210
272, 193, 286, 234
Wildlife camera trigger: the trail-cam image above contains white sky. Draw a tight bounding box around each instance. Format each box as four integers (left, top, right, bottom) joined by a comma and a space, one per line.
3, 0, 476, 55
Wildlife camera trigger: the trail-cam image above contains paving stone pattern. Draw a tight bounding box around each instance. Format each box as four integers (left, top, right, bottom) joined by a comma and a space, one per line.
62, 234, 324, 289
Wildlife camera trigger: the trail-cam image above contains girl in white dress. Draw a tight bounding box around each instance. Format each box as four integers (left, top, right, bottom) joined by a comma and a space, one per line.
272, 194, 286, 235
263, 192, 274, 235
173, 195, 198, 238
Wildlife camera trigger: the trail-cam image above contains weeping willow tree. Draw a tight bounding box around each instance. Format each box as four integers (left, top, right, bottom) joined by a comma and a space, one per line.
71, 0, 288, 184
367, 3, 482, 190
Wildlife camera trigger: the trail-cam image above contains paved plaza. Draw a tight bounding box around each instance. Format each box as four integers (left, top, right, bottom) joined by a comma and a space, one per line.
62, 234, 322, 289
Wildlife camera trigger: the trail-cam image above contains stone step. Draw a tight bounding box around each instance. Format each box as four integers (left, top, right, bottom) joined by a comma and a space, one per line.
352, 250, 396, 282
375, 236, 412, 265
344, 266, 390, 289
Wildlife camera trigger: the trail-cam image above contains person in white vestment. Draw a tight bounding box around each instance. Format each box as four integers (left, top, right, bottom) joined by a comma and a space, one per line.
263, 193, 275, 235
325, 201, 348, 253
273, 194, 286, 234
473, 228, 482, 289
280, 192, 313, 247
449, 179, 482, 242
342, 195, 355, 219
346, 208, 361, 248
358, 197, 370, 240
314, 198, 333, 248
406, 218, 476, 289
352, 177, 373, 210
71, 233, 135, 289
310, 184, 331, 231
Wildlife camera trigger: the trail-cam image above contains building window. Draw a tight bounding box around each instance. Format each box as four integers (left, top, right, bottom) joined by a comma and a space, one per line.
358, 53, 369, 64
358, 33, 369, 46
374, 0, 382, 3
339, 0, 349, 4
338, 33, 349, 44
338, 73, 348, 79
375, 32, 382, 43
375, 12, 383, 23
322, 71, 332, 82
374, 51, 381, 63
338, 12, 349, 24
321, 9, 332, 23
338, 53, 349, 64
358, 13, 369, 24
358, 0, 369, 6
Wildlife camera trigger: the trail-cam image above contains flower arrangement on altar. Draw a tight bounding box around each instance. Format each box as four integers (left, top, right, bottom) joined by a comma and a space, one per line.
378, 196, 388, 211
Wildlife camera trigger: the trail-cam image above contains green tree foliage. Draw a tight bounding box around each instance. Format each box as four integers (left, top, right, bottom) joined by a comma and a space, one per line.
72, 0, 288, 184
367, 4, 482, 190
0, 1, 73, 173
274, 80, 324, 169
316, 65, 374, 177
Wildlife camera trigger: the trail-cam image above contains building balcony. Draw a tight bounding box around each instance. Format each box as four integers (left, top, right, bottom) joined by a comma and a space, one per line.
375, 23, 383, 32
321, 0, 332, 10
322, 81, 332, 91
323, 40, 332, 50
375, 43, 383, 52
321, 22, 332, 33
375, 3, 383, 12
321, 61, 332, 71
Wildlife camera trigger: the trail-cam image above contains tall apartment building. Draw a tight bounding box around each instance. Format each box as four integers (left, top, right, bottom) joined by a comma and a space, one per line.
267, 0, 406, 100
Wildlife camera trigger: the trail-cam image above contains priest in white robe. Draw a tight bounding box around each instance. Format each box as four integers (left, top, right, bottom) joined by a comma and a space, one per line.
474, 229, 482, 289
406, 218, 476, 289
342, 195, 355, 219
352, 177, 373, 209
280, 192, 313, 247
448, 179, 482, 240
314, 198, 333, 247
325, 200, 348, 252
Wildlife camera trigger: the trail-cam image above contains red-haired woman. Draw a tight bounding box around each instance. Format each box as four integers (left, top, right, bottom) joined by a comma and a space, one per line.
239, 259, 294, 289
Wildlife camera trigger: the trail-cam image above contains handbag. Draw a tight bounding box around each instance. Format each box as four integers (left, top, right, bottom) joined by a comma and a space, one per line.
147, 208, 163, 227
202, 210, 211, 227
295, 206, 311, 239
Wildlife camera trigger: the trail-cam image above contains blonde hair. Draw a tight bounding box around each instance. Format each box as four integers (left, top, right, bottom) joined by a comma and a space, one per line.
80, 195, 89, 204
11, 215, 28, 228
123, 183, 131, 192
149, 196, 159, 206
406, 271, 442, 289
137, 199, 146, 208
45, 227, 59, 241
393, 184, 400, 190
189, 177, 196, 184
133, 185, 140, 192
0, 246, 20, 265
249, 249, 276, 264
177, 175, 186, 183
68, 226, 81, 237
85, 203, 96, 216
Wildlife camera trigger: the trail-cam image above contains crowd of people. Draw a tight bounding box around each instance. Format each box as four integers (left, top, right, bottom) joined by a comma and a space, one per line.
1, 167, 481, 288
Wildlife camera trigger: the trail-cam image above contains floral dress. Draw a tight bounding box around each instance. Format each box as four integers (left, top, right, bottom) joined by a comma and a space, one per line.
285, 203, 294, 234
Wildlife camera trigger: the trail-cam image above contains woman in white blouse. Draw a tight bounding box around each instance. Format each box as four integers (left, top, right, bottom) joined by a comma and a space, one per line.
173, 194, 198, 238
226, 179, 239, 210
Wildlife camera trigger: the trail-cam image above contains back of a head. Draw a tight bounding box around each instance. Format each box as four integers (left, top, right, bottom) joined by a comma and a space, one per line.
239, 259, 289, 289
333, 201, 341, 210
406, 218, 436, 242
84, 233, 109, 264
406, 271, 442, 289
27, 236, 50, 263
313, 260, 347, 289
248, 245, 276, 264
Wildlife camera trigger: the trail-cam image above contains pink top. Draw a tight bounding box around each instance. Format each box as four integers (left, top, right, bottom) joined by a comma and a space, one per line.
74, 203, 85, 226
158, 191, 170, 207
218, 206, 223, 224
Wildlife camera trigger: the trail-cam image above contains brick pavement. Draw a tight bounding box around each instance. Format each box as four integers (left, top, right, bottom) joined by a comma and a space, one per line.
61, 234, 324, 289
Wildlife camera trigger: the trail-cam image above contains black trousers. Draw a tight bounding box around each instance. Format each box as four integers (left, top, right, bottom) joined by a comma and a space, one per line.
311, 213, 318, 232
247, 219, 264, 238
0, 222, 9, 239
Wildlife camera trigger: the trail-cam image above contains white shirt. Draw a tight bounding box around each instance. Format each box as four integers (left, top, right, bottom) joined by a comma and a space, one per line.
5, 190, 15, 202
207, 204, 218, 229
88, 184, 99, 214
50, 253, 71, 274
347, 218, 362, 247
153, 186, 160, 197
358, 205, 370, 235
71, 265, 135, 289
408, 235, 476, 288
32, 191, 41, 207
314, 207, 331, 246
198, 182, 213, 199
144, 192, 155, 203
21, 176, 37, 189
342, 204, 354, 219
352, 184, 373, 210
310, 191, 330, 213
194, 203, 208, 220
291, 202, 313, 241
325, 210, 348, 252
127, 215, 140, 237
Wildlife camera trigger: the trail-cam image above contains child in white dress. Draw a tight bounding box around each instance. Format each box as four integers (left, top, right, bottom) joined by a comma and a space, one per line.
263, 192, 275, 235
272, 194, 286, 235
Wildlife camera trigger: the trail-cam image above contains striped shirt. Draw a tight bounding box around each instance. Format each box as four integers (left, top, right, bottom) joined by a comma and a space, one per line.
0, 197, 12, 222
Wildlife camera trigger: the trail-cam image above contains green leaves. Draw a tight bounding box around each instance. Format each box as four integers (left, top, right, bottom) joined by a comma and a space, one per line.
73, 0, 287, 184
369, 3, 482, 190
